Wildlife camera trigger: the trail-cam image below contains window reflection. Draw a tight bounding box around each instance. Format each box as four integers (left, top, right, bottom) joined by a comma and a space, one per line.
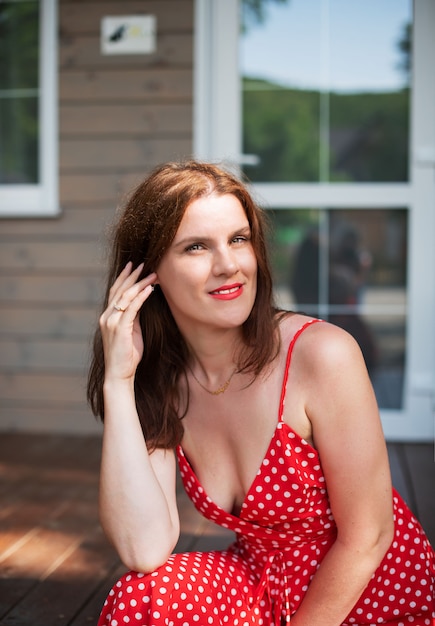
269, 208, 407, 409
240, 0, 412, 183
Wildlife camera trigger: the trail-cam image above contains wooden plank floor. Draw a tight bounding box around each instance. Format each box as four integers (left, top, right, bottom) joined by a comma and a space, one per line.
0, 433, 434, 626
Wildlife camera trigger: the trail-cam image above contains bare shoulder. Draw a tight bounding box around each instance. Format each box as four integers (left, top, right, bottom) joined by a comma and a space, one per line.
279, 314, 368, 385
281, 317, 380, 451
277, 312, 319, 347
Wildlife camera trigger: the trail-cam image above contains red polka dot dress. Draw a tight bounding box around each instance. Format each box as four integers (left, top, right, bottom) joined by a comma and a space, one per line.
98, 321, 435, 625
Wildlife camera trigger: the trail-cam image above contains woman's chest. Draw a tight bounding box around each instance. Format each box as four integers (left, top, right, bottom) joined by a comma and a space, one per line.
181, 380, 312, 515
181, 380, 280, 514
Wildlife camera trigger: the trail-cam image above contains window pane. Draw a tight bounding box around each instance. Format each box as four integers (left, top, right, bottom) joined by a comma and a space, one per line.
0, 1, 39, 184
240, 0, 412, 182
268, 207, 407, 409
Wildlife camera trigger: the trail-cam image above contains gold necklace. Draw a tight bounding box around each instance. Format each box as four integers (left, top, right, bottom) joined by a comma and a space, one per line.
189, 367, 238, 395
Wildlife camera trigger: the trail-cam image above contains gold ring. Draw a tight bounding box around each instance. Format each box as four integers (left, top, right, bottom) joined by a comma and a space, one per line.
113, 303, 126, 312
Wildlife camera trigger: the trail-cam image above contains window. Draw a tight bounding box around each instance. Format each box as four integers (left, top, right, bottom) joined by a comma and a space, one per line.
0, 0, 58, 217
239, 0, 412, 410
240, 0, 411, 183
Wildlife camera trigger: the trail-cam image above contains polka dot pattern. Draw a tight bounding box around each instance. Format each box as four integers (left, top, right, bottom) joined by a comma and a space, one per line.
98, 321, 435, 625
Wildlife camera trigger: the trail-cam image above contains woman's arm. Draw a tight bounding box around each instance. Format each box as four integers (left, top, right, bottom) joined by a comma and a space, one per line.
98, 263, 180, 573
99, 380, 180, 573
290, 322, 394, 626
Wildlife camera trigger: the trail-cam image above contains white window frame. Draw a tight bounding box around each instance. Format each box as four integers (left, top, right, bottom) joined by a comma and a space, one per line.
0, 0, 59, 218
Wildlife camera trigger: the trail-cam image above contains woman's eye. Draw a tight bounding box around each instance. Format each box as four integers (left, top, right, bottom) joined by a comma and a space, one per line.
185, 243, 204, 252
232, 235, 248, 244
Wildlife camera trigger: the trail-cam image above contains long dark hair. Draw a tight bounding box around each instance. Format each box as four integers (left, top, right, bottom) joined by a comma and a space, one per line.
87, 160, 281, 449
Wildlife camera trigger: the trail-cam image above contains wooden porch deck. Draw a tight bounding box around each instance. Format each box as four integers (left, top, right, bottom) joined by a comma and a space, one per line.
0, 433, 434, 626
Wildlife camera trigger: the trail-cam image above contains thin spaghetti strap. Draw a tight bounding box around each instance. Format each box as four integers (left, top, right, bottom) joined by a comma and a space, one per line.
278, 318, 323, 421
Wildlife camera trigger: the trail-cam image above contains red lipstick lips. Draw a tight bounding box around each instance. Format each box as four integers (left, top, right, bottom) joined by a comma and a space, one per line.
209, 283, 243, 300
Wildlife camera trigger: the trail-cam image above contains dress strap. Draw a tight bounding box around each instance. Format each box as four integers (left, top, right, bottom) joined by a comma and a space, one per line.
278, 318, 323, 422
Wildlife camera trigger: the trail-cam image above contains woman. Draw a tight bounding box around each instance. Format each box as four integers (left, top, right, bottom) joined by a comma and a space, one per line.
88, 160, 434, 625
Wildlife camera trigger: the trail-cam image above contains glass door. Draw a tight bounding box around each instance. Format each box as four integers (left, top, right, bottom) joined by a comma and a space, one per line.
194, 0, 435, 440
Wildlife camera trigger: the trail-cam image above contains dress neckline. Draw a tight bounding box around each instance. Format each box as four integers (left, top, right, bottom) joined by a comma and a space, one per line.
177, 318, 322, 519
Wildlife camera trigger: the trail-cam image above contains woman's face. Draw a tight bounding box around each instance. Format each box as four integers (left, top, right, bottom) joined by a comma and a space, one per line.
156, 192, 258, 339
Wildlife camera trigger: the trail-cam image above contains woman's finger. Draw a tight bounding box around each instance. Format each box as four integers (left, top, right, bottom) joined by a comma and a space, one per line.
109, 272, 157, 318
107, 262, 142, 302
107, 262, 148, 313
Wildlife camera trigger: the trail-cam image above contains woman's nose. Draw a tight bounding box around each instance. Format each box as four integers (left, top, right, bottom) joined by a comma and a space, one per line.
212, 246, 238, 276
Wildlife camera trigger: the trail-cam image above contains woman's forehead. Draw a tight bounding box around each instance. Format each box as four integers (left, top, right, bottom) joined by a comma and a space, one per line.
175, 194, 248, 235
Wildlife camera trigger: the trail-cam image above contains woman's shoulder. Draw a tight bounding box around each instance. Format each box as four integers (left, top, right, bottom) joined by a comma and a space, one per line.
278, 313, 365, 373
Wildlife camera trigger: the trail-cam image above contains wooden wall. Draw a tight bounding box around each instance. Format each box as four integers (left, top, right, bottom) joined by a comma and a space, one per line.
0, 0, 194, 433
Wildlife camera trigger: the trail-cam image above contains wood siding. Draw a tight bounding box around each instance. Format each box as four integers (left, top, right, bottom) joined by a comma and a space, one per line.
0, 0, 194, 433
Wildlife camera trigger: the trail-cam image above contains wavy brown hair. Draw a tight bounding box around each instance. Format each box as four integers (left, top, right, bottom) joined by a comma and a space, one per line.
87, 160, 282, 449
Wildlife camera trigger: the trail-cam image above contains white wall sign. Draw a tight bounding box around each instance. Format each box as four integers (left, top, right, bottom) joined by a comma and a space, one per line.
101, 15, 156, 55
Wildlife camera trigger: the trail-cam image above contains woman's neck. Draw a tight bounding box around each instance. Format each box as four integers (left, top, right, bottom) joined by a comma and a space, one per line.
184, 328, 243, 384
